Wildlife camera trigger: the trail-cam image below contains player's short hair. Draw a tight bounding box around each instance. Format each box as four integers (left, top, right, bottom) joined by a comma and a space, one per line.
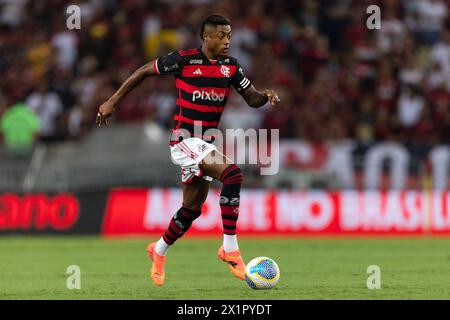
200, 14, 231, 40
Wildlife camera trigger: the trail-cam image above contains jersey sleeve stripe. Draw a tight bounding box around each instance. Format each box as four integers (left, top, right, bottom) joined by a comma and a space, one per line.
241, 79, 250, 88
240, 77, 249, 85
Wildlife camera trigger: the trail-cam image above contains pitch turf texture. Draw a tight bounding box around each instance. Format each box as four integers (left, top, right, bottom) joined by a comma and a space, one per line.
2, 236, 450, 299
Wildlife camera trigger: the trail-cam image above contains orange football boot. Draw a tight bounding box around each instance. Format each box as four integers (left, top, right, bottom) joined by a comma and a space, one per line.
146, 242, 166, 286
217, 245, 246, 280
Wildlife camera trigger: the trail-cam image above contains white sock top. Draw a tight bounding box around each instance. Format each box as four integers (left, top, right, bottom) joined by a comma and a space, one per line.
155, 237, 171, 256
223, 234, 239, 252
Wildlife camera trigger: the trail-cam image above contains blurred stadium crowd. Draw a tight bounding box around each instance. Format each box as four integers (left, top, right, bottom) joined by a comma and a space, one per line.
0, 0, 449, 155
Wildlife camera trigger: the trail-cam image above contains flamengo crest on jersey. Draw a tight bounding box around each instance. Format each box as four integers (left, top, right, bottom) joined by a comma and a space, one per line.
220, 65, 231, 77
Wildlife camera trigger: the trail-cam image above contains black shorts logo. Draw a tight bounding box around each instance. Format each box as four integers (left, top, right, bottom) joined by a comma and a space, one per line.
198, 144, 208, 153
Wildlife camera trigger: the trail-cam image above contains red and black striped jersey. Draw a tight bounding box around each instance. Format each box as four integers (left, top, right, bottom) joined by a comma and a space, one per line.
154, 48, 252, 143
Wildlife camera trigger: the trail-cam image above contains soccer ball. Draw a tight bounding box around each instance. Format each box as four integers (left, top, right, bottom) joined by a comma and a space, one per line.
244, 257, 280, 289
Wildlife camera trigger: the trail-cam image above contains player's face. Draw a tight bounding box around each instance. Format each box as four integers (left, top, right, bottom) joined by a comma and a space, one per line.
205, 25, 231, 57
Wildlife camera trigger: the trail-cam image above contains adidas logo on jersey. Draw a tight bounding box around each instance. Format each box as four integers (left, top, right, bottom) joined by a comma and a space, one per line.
193, 68, 202, 75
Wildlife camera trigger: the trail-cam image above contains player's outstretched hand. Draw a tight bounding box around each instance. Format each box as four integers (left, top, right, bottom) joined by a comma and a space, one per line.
263, 89, 281, 107
96, 100, 116, 126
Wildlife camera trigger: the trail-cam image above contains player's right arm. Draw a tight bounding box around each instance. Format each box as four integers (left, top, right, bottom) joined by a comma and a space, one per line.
96, 51, 183, 126
96, 61, 158, 126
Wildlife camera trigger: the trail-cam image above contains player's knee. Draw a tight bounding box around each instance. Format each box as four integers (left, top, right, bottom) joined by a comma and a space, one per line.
182, 202, 204, 211
219, 164, 243, 185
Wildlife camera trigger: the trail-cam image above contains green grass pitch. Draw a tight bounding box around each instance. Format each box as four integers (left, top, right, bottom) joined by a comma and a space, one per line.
1, 236, 450, 299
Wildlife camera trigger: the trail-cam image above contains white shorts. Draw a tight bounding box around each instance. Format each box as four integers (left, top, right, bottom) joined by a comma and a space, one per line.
170, 137, 217, 184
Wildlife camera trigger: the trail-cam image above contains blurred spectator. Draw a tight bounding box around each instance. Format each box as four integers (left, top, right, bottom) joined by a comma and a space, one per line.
228, 18, 258, 72
376, 61, 398, 109
397, 85, 425, 128
0, 0, 28, 27
51, 25, 79, 72
0, 101, 40, 151
399, 55, 424, 86
416, 0, 448, 45
355, 95, 376, 147
425, 61, 448, 91
377, 6, 405, 54
429, 29, 450, 90
146, 80, 177, 128
220, 93, 267, 131
25, 83, 63, 141
27, 31, 52, 81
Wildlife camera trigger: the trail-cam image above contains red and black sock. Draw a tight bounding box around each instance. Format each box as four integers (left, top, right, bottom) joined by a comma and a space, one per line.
219, 164, 243, 235
162, 206, 201, 245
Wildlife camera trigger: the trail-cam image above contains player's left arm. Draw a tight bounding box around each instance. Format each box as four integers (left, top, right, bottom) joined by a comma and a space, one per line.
240, 85, 280, 108
231, 63, 280, 108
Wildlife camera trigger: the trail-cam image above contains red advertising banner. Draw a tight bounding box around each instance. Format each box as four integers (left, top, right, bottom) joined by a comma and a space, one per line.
102, 189, 450, 236
0, 193, 79, 231
0, 192, 108, 234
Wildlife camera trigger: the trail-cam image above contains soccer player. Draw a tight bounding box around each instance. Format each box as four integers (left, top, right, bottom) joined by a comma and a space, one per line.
96, 14, 280, 286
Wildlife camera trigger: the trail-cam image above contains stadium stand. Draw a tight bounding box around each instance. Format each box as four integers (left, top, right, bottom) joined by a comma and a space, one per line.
1, 0, 450, 191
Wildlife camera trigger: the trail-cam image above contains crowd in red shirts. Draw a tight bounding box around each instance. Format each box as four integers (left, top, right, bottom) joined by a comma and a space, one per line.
0, 0, 449, 154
